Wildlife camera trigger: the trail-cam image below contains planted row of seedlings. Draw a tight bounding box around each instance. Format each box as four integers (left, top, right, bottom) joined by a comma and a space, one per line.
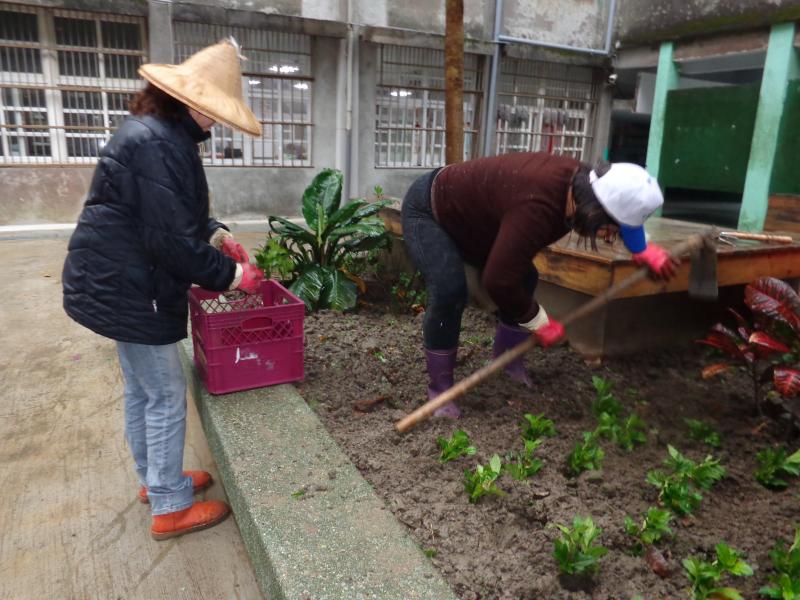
434, 375, 800, 598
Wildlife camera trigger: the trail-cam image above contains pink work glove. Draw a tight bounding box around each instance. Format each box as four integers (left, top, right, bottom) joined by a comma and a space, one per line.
237, 263, 265, 294
632, 243, 678, 280
220, 236, 249, 263
535, 320, 565, 348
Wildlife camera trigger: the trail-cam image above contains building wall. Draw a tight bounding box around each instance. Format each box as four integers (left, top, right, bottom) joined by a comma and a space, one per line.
356, 42, 430, 202
205, 34, 341, 220
503, 0, 611, 50
617, 0, 800, 45
0, 0, 615, 225
1, 167, 93, 224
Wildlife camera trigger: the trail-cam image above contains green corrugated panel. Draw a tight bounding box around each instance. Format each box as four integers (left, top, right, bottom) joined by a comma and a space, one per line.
770, 80, 800, 195
660, 84, 760, 194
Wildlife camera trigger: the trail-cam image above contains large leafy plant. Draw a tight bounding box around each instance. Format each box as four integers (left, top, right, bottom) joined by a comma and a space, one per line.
698, 277, 800, 411
264, 169, 392, 311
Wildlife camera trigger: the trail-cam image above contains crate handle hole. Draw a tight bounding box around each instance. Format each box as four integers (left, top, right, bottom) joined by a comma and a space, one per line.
241, 316, 274, 332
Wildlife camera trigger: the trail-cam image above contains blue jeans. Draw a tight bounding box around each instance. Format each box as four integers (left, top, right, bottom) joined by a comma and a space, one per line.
116, 341, 194, 515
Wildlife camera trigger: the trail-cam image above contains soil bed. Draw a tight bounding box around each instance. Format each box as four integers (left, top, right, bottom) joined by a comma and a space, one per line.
296, 294, 798, 600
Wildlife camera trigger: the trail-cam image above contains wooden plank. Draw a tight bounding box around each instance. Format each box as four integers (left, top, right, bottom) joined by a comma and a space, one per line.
765, 195, 800, 233
613, 248, 800, 298
534, 251, 614, 296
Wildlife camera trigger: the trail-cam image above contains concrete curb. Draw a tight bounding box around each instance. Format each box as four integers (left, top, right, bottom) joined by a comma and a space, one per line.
178, 339, 458, 600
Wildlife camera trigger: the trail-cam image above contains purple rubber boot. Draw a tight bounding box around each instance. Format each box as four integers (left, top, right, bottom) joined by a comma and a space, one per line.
493, 322, 533, 388
426, 348, 460, 419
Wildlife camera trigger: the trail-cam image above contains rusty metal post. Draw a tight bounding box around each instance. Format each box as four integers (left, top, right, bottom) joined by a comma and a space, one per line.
445, 0, 464, 164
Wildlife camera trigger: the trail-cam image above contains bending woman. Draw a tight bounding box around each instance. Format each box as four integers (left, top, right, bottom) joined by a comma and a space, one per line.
401, 152, 676, 418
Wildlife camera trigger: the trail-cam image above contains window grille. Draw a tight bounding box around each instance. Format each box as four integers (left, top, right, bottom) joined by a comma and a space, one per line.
494, 58, 599, 160
0, 3, 146, 164
375, 45, 483, 168
174, 22, 312, 167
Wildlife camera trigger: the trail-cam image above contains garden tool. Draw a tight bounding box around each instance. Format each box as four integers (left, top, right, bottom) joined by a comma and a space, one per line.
396, 230, 716, 433
717, 231, 794, 246
688, 230, 719, 302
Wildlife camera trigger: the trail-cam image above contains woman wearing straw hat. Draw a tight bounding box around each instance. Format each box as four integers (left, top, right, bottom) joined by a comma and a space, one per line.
63, 40, 264, 539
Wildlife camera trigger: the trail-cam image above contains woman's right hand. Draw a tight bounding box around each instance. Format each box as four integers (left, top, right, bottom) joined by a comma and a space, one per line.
237, 263, 265, 294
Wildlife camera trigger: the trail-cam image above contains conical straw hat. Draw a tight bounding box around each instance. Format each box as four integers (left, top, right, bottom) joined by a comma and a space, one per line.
139, 39, 261, 136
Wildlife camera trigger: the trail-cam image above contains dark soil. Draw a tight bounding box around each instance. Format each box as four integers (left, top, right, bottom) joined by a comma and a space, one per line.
296, 293, 799, 600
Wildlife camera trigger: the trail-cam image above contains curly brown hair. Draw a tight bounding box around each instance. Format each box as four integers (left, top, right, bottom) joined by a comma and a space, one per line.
128, 83, 185, 120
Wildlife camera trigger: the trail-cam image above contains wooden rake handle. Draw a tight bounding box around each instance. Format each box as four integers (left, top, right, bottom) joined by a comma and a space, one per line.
394, 232, 710, 434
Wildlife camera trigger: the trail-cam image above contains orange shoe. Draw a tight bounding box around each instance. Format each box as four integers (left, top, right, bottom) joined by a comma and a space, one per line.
138, 470, 213, 504
150, 500, 230, 540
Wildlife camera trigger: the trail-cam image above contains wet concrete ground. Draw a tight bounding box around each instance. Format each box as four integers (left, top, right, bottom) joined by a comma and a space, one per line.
0, 236, 263, 600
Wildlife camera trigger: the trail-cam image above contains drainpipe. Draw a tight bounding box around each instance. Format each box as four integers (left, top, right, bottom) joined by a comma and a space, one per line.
343, 0, 355, 199
482, 0, 503, 157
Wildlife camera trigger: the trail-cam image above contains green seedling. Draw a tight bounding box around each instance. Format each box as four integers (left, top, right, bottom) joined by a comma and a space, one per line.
390, 270, 428, 312
761, 574, 800, 599
372, 349, 388, 363
504, 439, 544, 481
591, 376, 624, 418
291, 488, 306, 499
597, 413, 648, 451
684, 418, 721, 448
646, 469, 704, 516
463, 334, 493, 347
464, 455, 504, 503
423, 548, 438, 559
551, 516, 608, 576
760, 524, 800, 599
755, 446, 800, 490
664, 445, 726, 490
437, 429, 477, 463
646, 446, 724, 516
624, 507, 674, 556
521, 413, 556, 442
567, 431, 605, 476
682, 542, 753, 600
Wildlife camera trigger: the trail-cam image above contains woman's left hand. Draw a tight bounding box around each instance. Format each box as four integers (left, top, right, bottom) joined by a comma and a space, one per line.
632, 243, 678, 280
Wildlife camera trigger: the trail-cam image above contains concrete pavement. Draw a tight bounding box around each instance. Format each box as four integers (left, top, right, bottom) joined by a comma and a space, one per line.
0, 238, 263, 600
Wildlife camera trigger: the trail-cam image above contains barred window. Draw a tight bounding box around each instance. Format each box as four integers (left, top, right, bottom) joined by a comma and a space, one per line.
0, 3, 146, 164
174, 22, 312, 167
375, 45, 483, 168
494, 59, 599, 160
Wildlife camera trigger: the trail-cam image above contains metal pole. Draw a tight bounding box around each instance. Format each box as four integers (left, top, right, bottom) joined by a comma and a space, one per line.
482, 0, 503, 157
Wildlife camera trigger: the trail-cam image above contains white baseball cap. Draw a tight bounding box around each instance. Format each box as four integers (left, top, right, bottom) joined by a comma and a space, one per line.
589, 163, 663, 227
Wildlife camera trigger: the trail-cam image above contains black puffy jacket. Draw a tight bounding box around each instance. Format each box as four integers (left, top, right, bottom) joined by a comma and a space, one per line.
62, 108, 237, 345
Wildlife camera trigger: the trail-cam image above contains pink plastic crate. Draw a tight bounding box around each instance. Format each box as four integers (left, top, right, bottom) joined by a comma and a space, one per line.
188, 280, 305, 394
